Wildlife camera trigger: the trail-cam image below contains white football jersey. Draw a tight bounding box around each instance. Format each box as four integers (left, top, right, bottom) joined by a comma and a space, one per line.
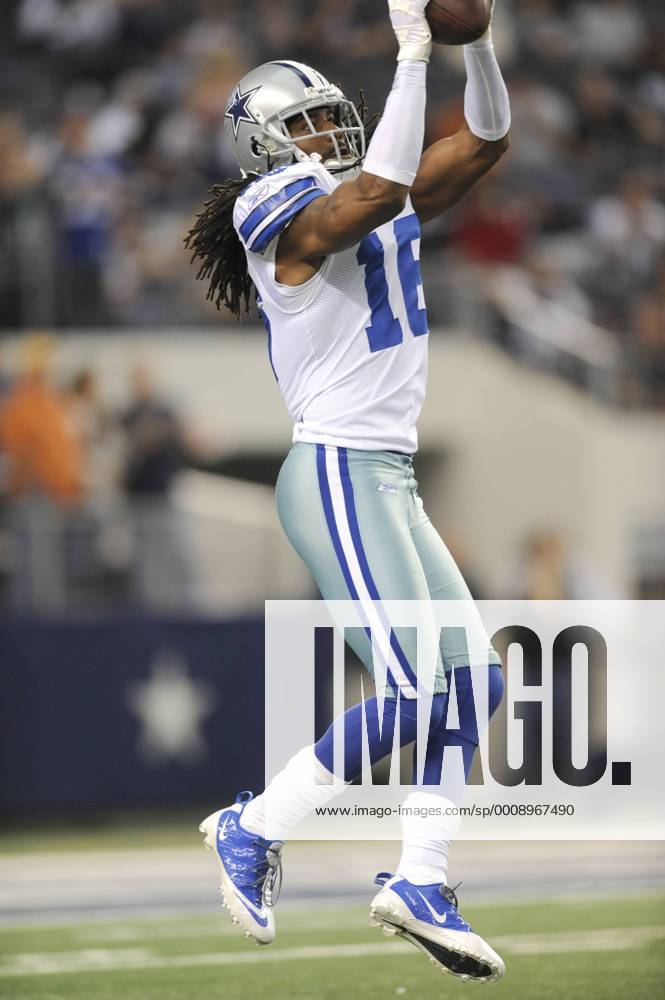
233, 161, 429, 453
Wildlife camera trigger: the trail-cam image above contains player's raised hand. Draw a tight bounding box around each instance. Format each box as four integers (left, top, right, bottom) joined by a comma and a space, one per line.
387, 0, 433, 62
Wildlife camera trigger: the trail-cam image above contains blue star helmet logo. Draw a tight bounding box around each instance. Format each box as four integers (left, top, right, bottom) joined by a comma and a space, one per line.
225, 85, 261, 139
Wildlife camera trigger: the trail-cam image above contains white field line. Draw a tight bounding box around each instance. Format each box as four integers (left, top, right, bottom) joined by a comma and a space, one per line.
1, 926, 665, 977
72, 911, 367, 943
67, 888, 665, 943
0, 943, 406, 977
493, 925, 665, 954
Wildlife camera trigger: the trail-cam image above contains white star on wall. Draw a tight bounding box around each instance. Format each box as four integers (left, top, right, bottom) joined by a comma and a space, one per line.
127, 650, 217, 765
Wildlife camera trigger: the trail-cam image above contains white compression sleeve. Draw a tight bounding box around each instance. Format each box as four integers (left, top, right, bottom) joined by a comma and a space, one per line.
463, 35, 511, 141
363, 59, 427, 187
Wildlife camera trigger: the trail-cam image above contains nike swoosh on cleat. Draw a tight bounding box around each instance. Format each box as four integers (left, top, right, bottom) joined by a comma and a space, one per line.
235, 892, 269, 928
218, 816, 232, 841
416, 891, 448, 926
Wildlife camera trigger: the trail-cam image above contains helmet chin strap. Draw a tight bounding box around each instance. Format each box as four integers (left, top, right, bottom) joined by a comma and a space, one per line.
289, 136, 361, 174
295, 147, 356, 172
291, 147, 321, 165
292, 147, 337, 171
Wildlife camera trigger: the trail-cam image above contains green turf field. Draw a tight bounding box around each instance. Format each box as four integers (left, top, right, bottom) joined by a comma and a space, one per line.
1, 894, 663, 1000
0, 818, 198, 855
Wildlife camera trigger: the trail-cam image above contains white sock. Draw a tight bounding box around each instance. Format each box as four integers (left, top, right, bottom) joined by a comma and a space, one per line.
240, 746, 346, 841
396, 791, 461, 886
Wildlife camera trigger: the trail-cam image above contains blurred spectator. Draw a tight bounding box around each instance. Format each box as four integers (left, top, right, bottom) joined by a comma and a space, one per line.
67, 367, 124, 496
479, 246, 610, 387
506, 74, 575, 173
509, 530, 606, 600
0, 334, 83, 609
49, 108, 123, 326
450, 185, 531, 266
514, 0, 576, 77
85, 70, 152, 159
17, 0, 121, 53
585, 173, 665, 333
572, 0, 646, 68
1, 0, 664, 403
122, 364, 190, 498
120, 364, 196, 609
0, 334, 82, 504
0, 113, 55, 328
588, 174, 665, 279
520, 248, 592, 320
0, 349, 12, 403
521, 531, 571, 600
181, 0, 254, 60
626, 254, 665, 404
62, 367, 134, 599
303, 0, 393, 63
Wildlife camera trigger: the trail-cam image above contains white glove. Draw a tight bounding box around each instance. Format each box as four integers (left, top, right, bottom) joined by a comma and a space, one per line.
388, 0, 432, 62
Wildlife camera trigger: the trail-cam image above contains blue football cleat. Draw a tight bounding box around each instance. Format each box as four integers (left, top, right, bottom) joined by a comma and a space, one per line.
370, 873, 505, 982
199, 791, 283, 945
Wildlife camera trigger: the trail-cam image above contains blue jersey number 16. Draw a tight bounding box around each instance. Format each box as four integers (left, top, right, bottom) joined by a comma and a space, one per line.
356, 213, 428, 354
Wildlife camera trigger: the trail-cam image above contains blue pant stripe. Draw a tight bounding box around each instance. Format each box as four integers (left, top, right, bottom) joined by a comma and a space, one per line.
317, 444, 399, 693
337, 448, 380, 600
337, 448, 419, 692
316, 445, 358, 600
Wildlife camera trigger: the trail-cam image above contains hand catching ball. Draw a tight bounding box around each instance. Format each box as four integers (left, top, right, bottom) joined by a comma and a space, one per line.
425, 0, 492, 45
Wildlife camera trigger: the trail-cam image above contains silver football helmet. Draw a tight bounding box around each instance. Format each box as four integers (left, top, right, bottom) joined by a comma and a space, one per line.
223, 60, 366, 176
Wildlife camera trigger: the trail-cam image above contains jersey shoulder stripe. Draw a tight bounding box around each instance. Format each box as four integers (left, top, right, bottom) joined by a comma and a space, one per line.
242, 180, 325, 253
249, 187, 325, 253
239, 178, 316, 241
234, 167, 328, 256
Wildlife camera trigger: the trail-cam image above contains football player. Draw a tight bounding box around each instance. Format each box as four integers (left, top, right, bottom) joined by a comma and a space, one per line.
189, 0, 510, 983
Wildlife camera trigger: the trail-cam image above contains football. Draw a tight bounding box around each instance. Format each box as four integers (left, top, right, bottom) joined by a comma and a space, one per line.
425, 0, 491, 45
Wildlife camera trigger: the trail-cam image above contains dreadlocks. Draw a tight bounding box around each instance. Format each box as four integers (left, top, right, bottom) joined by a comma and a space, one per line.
184, 174, 256, 319
185, 94, 379, 321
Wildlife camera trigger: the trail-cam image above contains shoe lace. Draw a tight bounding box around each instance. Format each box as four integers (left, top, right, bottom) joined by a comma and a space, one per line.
439, 881, 472, 930
250, 840, 283, 908
438, 880, 462, 909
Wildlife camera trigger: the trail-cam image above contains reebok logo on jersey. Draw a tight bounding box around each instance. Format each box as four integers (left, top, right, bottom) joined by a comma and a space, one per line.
377, 483, 398, 494
246, 184, 270, 208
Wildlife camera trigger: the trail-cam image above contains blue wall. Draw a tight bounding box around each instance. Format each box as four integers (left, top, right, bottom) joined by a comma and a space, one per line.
0, 617, 265, 816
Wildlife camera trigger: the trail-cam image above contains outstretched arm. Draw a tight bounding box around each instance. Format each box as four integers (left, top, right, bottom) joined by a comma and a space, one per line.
412, 6, 511, 224
278, 0, 432, 276
411, 125, 508, 224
